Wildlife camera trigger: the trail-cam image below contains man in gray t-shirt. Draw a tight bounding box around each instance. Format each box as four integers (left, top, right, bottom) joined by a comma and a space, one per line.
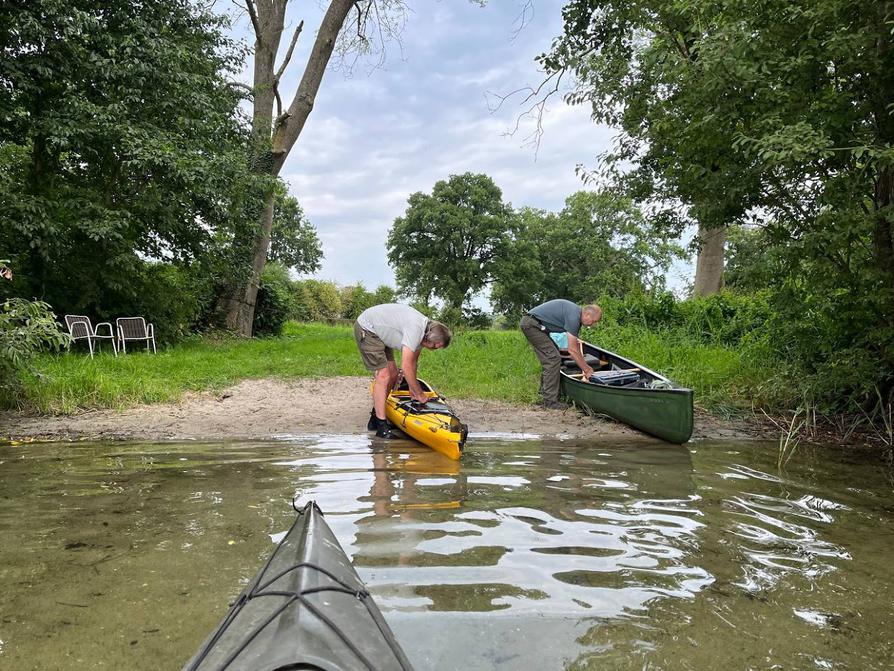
520, 299, 602, 409
354, 304, 452, 438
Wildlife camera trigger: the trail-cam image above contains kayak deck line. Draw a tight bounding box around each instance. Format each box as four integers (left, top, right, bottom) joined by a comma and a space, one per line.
182, 501, 415, 671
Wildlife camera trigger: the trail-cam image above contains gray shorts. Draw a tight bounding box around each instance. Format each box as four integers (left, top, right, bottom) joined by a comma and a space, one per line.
353, 322, 395, 371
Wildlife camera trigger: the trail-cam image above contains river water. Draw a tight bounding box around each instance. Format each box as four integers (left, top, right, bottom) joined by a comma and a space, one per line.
0, 435, 891, 670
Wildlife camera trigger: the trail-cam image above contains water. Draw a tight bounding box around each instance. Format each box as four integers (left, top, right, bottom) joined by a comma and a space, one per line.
0, 435, 892, 670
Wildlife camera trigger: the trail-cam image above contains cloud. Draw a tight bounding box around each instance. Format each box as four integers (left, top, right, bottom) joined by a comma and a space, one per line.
231, 1, 640, 293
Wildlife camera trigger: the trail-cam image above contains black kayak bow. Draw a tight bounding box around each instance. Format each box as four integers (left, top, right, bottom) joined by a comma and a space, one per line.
182, 501, 415, 671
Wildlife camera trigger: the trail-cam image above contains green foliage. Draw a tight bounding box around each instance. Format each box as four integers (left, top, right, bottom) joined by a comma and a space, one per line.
430, 305, 491, 330
268, 187, 323, 274
491, 191, 682, 319
0, 298, 69, 403
600, 291, 773, 348
336, 284, 400, 320
387, 173, 514, 310
545, 0, 894, 414
339, 284, 375, 320
132, 262, 216, 344
253, 263, 293, 336
724, 226, 785, 293
291, 279, 344, 322
0, 0, 254, 329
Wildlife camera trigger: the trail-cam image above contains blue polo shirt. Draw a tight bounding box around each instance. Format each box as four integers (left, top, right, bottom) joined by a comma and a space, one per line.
527, 299, 582, 336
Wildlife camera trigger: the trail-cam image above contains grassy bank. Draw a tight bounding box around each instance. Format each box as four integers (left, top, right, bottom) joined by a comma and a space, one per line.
12, 321, 774, 415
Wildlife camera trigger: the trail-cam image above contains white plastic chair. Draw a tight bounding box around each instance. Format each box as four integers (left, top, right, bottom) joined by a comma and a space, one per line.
64, 315, 117, 358
116, 317, 156, 353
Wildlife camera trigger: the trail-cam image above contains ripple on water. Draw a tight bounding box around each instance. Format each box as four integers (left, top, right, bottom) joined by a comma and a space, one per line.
0, 437, 891, 671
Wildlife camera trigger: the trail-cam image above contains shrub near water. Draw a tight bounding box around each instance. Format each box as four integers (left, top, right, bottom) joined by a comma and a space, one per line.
1, 299, 69, 407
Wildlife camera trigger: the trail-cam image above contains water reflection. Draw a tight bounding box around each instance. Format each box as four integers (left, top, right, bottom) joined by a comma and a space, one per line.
0, 437, 891, 670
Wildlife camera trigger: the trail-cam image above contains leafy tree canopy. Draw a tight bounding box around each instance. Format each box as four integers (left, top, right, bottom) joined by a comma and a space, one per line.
543, 0, 894, 408
387, 173, 514, 310
490, 190, 681, 318
269, 187, 323, 274
0, 0, 253, 318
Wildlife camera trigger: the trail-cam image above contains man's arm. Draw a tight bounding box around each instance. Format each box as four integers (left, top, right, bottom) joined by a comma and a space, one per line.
401, 346, 429, 402
566, 334, 594, 378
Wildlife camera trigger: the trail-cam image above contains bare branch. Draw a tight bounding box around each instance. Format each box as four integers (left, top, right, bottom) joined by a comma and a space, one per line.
244, 0, 261, 39
486, 69, 565, 157
228, 81, 254, 94
274, 20, 304, 83
509, 0, 535, 42
356, 1, 372, 41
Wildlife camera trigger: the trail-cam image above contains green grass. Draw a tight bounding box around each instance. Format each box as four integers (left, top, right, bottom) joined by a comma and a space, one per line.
13, 321, 780, 416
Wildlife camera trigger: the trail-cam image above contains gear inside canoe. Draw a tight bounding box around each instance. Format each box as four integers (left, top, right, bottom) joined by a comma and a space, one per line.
182, 501, 415, 671
383, 377, 468, 460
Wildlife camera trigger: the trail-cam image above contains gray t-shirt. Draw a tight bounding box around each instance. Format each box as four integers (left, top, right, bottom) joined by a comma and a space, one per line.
356, 304, 429, 350
527, 299, 582, 336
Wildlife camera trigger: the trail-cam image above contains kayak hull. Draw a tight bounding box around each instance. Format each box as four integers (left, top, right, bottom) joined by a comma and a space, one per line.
182, 502, 414, 671
378, 379, 467, 460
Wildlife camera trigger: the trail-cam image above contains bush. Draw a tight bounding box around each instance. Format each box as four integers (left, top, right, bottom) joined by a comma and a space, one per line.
136, 263, 216, 343
253, 263, 293, 336
0, 298, 69, 405
291, 279, 343, 322
599, 290, 772, 347
339, 284, 376, 320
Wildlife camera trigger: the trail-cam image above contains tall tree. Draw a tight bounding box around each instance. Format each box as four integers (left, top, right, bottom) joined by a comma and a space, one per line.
268, 188, 323, 274
547, 0, 894, 407
490, 190, 680, 318
539, 0, 763, 296
0, 0, 251, 314
219, 0, 408, 335
387, 173, 514, 311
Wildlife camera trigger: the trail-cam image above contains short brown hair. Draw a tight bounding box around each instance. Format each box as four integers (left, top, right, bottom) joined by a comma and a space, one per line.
583, 304, 602, 322
425, 321, 452, 347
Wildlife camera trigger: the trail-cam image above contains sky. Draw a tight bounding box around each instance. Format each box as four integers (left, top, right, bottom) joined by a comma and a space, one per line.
229, 0, 693, 299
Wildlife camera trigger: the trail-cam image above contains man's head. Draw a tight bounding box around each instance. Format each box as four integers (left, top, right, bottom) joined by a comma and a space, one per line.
422, 321, 452, 349
581, 304, 602, 327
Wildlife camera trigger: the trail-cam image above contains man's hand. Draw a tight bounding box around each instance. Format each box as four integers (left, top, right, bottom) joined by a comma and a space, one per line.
581, 366, 595, 379
411, 389, 429, 404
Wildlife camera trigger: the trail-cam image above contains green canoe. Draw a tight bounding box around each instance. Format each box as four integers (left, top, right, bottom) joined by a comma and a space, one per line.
182, 501, 414, 671
560, 340, 694, 444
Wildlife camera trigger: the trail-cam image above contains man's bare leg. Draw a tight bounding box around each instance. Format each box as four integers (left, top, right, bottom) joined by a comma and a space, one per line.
373, 361, 399, 419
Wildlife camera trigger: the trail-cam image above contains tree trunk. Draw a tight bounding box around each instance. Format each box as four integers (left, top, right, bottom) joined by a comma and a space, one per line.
224, 192, 276, 334
693, 223, 725, 297
222, 0, 356, 335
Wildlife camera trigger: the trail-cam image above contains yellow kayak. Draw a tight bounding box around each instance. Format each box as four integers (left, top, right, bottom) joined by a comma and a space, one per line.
379, 378, 468, 460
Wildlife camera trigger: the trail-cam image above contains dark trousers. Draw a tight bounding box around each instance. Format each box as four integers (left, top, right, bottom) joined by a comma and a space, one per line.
520, 315, 562, 403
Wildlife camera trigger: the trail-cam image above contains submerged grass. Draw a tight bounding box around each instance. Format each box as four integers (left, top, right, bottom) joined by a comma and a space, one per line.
13, 321, 778, 416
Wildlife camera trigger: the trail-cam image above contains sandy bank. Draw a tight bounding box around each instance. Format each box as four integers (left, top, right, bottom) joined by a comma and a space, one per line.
1, 376, 768, 444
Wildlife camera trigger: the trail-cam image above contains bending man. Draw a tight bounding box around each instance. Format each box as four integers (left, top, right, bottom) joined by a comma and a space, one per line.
354, 303, 452, 438
520, 299, 602, 410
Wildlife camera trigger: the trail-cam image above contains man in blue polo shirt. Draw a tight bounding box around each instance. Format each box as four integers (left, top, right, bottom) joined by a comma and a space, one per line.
520, 299, 602, 409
